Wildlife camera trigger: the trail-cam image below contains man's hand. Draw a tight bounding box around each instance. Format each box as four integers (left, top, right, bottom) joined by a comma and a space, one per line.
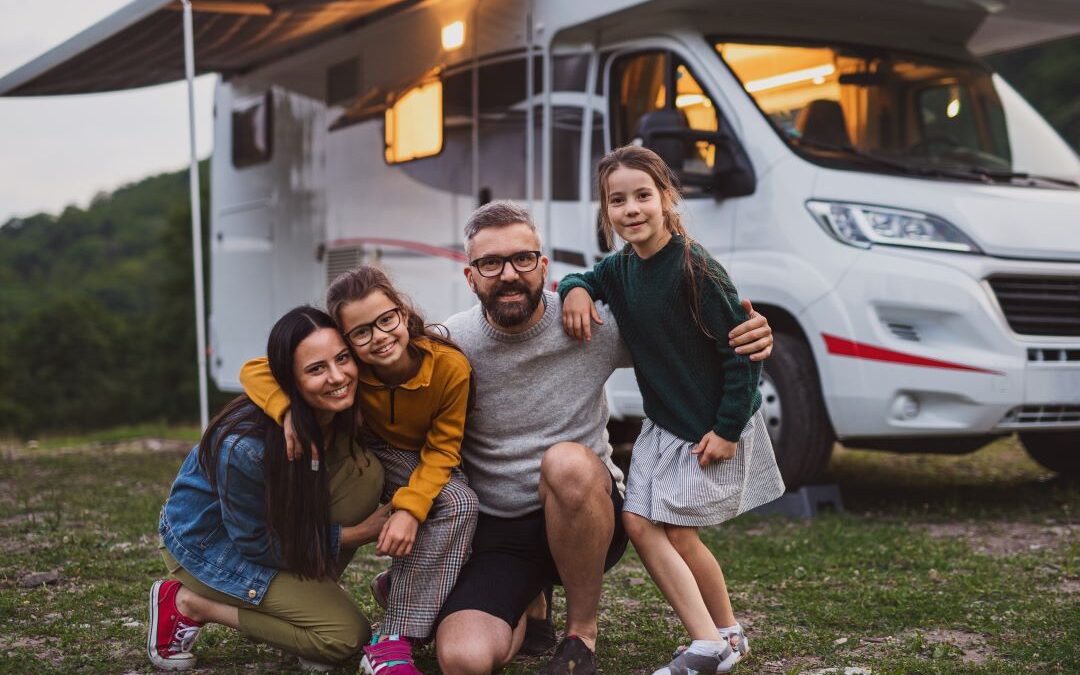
692, 430, 737, 467
377, 510, 420, 557
283, 409, 319, 465
729, 299, 772, 361
561, 287, 603, 342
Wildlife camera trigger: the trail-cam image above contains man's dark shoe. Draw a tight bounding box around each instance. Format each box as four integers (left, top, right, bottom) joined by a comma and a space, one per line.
540, 635, 596, 675
520, 585, 556, 656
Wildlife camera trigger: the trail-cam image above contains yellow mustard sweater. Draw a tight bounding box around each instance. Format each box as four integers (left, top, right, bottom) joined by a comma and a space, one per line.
239, 337, 471, 523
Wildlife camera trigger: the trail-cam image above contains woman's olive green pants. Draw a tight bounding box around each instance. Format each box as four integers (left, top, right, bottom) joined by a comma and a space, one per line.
161, 444, 384, 664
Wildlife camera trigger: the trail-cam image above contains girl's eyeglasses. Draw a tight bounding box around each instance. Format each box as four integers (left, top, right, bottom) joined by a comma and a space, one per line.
344, 307, 402, 346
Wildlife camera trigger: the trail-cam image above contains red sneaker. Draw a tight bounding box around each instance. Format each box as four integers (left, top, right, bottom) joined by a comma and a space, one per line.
147, 579, 203, 671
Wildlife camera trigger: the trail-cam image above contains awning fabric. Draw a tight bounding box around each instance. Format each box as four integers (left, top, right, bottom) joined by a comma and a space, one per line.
0, 0, 414, 96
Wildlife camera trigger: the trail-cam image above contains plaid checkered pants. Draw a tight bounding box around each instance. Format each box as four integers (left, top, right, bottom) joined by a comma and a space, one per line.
365, 436, 478, 639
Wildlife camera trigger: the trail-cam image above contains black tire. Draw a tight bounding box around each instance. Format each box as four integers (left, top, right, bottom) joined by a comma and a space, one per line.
1019, 431, 1080, 475
762, 331, 835, 488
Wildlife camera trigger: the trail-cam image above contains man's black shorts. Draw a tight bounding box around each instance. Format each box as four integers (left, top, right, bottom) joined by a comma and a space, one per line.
436, 472, 628, 629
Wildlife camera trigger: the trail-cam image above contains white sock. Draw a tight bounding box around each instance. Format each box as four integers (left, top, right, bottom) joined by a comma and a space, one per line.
686, 639, 728, 658
717, 623, 742, 635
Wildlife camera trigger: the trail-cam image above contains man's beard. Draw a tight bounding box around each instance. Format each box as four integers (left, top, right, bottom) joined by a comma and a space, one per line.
477, 278, 544, 328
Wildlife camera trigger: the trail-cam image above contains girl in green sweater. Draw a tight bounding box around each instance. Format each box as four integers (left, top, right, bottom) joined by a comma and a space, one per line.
558, 145, 784, 674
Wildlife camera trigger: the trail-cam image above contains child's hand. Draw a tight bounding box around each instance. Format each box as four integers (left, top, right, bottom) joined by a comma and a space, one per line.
377, 510, 419, 557
283, 409, 319, 465
562, 287, 603, 341
692, 431, 737, 467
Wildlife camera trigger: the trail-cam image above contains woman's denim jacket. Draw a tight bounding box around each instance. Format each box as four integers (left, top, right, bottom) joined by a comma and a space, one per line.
159, 433, 343, 605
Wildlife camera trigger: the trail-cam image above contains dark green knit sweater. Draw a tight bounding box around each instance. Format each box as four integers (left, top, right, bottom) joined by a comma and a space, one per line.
558, 236, 761, 442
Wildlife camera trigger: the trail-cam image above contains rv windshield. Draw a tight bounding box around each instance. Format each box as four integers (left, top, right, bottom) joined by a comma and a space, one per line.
714, 41, 1079, 187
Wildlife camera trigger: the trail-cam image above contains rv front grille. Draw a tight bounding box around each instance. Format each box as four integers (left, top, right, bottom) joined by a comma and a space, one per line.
999, 405, 1080, 428
1028, 348, 1080, 362
987, 276, 1080, 337
326, 246, 364, 285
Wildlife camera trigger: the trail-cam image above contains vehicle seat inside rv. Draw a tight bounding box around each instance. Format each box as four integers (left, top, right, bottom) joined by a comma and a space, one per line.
796, 99, 852, 149
634, 108, 690, 172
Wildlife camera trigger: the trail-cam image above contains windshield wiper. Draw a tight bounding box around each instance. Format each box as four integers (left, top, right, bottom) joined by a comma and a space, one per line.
962, 168, 1079, 189
789, 137, 993, 183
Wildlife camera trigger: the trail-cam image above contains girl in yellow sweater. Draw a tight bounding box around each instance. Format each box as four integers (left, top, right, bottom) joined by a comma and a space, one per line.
240, 266, 477, 675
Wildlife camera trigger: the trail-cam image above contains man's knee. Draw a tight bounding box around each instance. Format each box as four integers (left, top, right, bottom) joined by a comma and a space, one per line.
436, 612, 511, 675
539, 442, 608, 506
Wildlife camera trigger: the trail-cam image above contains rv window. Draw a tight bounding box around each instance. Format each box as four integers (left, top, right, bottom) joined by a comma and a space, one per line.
385, 81, 444, 164
232, 92, 273, 168
714, 40, 1015, 176
610, 52, 721, 192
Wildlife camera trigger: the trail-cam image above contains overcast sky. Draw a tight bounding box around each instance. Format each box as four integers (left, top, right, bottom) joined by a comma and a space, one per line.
0, 0, 215, 224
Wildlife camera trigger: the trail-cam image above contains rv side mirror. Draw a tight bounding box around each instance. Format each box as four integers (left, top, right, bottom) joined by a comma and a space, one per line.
638, 127, 755, 199
710, 134, 756, 199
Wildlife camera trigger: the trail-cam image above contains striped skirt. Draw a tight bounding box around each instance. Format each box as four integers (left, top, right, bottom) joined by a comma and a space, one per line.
623, 410, 785, 527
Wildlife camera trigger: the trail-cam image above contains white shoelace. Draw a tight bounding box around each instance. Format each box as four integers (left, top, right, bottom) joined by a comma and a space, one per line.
174, 624, 201, 653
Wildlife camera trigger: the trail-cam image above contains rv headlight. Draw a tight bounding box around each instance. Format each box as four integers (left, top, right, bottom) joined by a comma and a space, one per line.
806, 201, 981, 254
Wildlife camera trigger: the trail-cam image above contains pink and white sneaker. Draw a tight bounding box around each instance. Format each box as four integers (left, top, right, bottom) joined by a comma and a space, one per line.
360, 635, 423, 675
147, 579, 203, 671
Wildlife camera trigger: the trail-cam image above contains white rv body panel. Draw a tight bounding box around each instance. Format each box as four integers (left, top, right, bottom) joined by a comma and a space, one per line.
201, 0, 1080, 480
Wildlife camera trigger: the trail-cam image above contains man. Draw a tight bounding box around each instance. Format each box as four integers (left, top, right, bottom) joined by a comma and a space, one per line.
434, 201, 773, 675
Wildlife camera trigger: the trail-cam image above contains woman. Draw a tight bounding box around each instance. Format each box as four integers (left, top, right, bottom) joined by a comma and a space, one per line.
148, 306, 388, 671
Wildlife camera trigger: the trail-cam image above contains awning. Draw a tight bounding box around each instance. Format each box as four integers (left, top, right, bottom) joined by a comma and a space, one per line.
968, 0, 1080, 55
0, 0, 416, 97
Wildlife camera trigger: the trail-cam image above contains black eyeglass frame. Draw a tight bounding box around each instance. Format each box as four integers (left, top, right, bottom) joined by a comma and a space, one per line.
469, 250, 543, 278
344, 307, 403, 347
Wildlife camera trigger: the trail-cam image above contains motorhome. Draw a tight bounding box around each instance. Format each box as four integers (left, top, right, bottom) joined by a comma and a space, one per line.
4, 0, 1079, 485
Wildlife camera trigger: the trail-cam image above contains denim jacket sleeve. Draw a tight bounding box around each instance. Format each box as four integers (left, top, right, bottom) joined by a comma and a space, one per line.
216, 436, 283, 568
217, 435, 343, 564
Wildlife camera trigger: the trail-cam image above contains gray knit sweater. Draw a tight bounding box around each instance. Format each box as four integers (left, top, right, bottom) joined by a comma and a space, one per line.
443, 291, 629, 517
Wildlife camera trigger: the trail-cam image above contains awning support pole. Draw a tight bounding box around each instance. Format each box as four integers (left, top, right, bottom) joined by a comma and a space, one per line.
182, 0, 210, 430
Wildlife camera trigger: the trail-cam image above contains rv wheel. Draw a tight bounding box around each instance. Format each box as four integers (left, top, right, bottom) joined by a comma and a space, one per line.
1019, 431, 1080, 475
762, 331, 835, 488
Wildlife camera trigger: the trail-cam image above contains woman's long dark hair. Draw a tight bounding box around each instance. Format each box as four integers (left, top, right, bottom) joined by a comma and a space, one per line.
197, 306, 359, 580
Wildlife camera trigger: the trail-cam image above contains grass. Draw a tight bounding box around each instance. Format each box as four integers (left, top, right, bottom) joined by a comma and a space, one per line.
0, 434, 1076, 673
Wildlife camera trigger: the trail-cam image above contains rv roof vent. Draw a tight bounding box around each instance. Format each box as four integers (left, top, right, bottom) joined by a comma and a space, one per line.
326, 246, 364, 285
327, 57, 361, 107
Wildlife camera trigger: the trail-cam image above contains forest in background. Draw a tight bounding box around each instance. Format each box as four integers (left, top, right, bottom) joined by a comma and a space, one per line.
1, 39, 1078, 435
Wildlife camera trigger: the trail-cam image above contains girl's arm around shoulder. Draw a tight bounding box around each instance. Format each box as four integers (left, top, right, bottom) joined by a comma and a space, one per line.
239, 357, 290, 425
558, 257, 616, 342
556, 255, 614, 303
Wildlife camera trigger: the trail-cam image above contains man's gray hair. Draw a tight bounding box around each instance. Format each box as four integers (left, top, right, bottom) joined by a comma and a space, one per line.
463, 200, 540, 256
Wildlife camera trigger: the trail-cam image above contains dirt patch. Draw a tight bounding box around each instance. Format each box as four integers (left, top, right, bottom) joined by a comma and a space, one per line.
757, 655, 825, 674
907, 629, 992, 665
923, 521, 1076, 557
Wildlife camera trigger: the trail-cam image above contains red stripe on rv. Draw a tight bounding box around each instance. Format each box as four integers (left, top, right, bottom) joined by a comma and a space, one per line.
821, 334, 1002, 375
325, 237, 468, 262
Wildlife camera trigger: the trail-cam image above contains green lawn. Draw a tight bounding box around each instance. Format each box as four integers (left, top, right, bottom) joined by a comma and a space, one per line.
0, 435, 1076, 673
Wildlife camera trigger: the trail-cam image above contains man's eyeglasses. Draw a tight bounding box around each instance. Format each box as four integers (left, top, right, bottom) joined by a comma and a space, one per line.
470, 250, 542, 278
344, 307, 403, 347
